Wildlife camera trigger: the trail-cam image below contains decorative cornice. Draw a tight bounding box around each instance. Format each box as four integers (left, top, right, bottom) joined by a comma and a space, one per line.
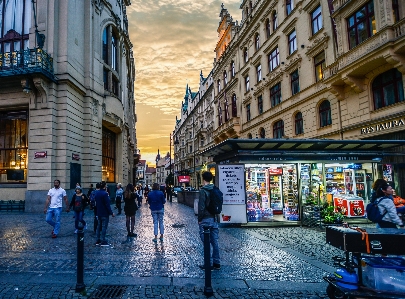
282, 17, 297, 34
305, 32, 330, 59
263, 35, 280, 54
283, 54, 302, 74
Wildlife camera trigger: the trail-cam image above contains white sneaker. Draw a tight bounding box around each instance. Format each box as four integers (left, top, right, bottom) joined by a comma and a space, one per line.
74, 229, 78, 234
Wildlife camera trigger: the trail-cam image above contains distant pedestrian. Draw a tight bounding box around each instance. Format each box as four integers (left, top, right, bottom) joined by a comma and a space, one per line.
198, 171, 220, 270
136, 186, 143, 207
124, 183, 138, 237
148, 183, 166, 242
69, 186, 88, 233
44, 180, 70, 238
115, 183, 124, 215
166, 185, 173, 202
87, 183, 94, 198
95, 181, 115, 246
144, 185, 150, 202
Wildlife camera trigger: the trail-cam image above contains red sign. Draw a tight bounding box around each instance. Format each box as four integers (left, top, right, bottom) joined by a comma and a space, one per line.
268, 168, 283, 175
333, 197, 348, 216
72, 153, 80, 161
178, 175, 190, 183
348, 199, 365, 217
34, 151, 47, 159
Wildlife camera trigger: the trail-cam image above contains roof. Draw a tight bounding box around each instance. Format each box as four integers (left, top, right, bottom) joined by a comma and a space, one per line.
200, 139, 405, 162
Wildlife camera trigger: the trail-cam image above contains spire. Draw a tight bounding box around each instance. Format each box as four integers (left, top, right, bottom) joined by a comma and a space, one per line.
200, 70, 204, 82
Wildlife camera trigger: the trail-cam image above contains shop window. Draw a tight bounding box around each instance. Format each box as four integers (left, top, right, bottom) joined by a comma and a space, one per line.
259, 127, 265, 138
270, 82, 281, 107
256, 64, 262, 82
314, 51, 325, 82
347, 1, 375, 49
372, 68, 404, 109
311, 5, 323, 35
291, 70, 300, 95
319, 100, 332, 127
268, 47, 279, 72
288, 30, 297, 55
246, 104, 251, 121
248, 133, 252, 139
0, 0, 31, 53
245, 75, 250, 92
0, 110, 28, 183
255, 33, 260, 51
273, 120, 284, 138
272, 11, 278, 31
102, 127, 116, 182
295, 112, 304, 135
392, 0, 400, 23
232, 94, 237, 117
258, 95, 263, 114
286, 0, 294, 16
265, 18, 271, 38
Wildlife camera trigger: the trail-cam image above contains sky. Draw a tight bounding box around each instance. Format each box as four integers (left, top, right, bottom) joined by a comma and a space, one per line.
127, 0, 241, 166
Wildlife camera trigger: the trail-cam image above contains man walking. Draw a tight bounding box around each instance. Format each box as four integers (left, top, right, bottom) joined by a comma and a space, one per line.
166, 185, 173, 202
95, 181, 115, 246
44, 179, 69, 238
198, 171, 220, 270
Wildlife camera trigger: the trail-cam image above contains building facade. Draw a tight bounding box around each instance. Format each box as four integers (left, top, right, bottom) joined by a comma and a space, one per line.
174, 0, 405, 194
0, 0, 137, 212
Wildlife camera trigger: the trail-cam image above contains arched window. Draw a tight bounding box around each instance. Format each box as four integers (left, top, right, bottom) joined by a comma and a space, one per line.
224, 71, 228, 85
265, 18, 271, 38
295, 112, 304, 135
272, 11, 278, 31
0, 0, 31, 53
259, 127, 265, 138
255, 33, 260, 51
248, 133, 252, 139
232, 94, 237, 117
372, 68, 404, 109
224, 98, 229, 122
102, 25, 120, 96
319, 100, 332, 127
273, 120, 284, 138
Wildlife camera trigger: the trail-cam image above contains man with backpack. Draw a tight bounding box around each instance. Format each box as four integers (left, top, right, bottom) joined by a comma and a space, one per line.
198, 171, 222, 270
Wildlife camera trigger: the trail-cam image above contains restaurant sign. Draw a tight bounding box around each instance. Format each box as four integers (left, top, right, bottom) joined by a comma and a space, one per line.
361, 118, 405, 134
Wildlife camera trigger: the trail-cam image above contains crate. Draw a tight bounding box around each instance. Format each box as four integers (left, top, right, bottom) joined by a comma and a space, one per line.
362, 257, 405, 292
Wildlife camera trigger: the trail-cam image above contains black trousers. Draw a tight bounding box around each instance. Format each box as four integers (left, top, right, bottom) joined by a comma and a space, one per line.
116, 197, 122, 213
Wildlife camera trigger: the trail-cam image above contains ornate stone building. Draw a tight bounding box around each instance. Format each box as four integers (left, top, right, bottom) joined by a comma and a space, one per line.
0, 0, 137, 211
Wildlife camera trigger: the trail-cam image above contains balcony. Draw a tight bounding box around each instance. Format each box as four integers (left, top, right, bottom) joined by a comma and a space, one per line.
213, 116, 241, 143
0, 48, 55, 82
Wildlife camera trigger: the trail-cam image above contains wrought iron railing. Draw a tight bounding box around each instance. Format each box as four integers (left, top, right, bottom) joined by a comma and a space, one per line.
0, 48, 54, 80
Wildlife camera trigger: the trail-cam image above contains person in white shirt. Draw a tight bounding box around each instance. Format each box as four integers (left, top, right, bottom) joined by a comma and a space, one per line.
44, 180, 69, 238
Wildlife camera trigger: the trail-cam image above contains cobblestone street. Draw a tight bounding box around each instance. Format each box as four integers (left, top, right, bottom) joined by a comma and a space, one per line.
0, 200, 340, 298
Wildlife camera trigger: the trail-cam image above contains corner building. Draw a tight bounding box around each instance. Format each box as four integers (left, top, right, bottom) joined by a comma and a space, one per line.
0, 0, 137, 212
174, 0, 405, 224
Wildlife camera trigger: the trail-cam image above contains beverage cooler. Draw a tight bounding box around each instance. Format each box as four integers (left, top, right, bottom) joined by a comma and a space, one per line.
269, 168, 283, 214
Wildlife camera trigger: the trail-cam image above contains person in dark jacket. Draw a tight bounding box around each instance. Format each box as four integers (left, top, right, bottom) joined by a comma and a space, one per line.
148, 183, 166, 242
375, 181, 404, 229
198, 171, 220, 270
69, 186, 88, 233
95, 181, 115, 246
124, 184, 138, 237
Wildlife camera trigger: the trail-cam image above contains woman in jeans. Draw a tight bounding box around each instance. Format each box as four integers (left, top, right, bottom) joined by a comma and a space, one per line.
148, 183, 166, 242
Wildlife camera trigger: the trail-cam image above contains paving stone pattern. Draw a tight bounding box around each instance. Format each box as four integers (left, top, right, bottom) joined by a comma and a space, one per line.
0, 201, 334, 298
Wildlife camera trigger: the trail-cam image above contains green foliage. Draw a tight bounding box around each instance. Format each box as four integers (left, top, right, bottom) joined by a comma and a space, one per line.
321, 204, 345, 224
165, 173, 174, 185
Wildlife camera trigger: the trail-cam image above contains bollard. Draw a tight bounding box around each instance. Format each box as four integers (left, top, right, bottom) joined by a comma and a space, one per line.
75, 222, 85, 292
203, 225, 213, 296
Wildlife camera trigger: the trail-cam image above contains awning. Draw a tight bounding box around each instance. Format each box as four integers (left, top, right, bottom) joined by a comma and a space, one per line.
199, 139, 405, 163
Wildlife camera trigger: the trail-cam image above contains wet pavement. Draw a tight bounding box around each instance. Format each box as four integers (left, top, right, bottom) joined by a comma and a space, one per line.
0, 200, 342, 298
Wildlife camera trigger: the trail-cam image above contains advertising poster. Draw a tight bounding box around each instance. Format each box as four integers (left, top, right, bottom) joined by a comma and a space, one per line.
217, 164, 247, 224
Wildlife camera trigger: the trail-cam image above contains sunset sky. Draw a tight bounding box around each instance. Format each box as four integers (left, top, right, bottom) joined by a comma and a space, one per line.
127, 1, 241, 166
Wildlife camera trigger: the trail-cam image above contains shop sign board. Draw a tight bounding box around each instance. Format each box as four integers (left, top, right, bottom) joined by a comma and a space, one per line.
360, 118, 405, 134
72, 153, 80, 161
268, 168, 283, 175
217, 164, 247, 224
178, 175, 190, 183
34, 151, 47, 159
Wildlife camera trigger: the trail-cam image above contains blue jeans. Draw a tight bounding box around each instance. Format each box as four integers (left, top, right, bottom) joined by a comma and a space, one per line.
151, 209, 164, 236
46, 207, 62, 235
199, 217, 220, 265
96, 216, 109, 242
74, 210, 86, 230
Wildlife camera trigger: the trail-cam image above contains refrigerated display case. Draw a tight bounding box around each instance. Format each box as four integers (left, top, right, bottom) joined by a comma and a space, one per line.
269, 168, 283, 214
344, 169, 367, 200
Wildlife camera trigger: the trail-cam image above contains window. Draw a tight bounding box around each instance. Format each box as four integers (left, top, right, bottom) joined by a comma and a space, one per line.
112, 76, 119, 96
103, 68, 108, 90
102, 25, 120, 95
286, 0, 294, 16
273, 120, 284, 138
111, 32, 118, 71
256, 64, 262, 82
288, 30, 297, 54
255, 33, 260, 51
258, 95, 263, 114
272, 11, 278, 31
102, 127, 116, 182
291, 70, 300, 95
347, 1, 375, 49
218, 80, 221, 93
270, 83, 281, 107
232, 94, 237, 117
244, 48, 249, 63
295, 112, 304, 135
259, 127, 265, 138
372, 68, 404, 109
311, 5, 323, 35
231, 61, 235, 77
246, 104, 251, 121
319, 100, 332, 127
248, 133, 253, 139
393, 0, 400, 23
265, 19, 271, 38
245, 76, 250, 92
0, 110, 28, 183
0, 0, 31, 53
218, 105, 223, 126
224, 98, 230, 122
189, 145, 192, 153
224, 71, 228, 85
268, 47, 279, 71
314, 51, 325, 82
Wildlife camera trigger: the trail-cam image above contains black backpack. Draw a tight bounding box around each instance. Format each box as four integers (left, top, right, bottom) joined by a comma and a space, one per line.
206, 186, 224, 215
366, 197, 387, 223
